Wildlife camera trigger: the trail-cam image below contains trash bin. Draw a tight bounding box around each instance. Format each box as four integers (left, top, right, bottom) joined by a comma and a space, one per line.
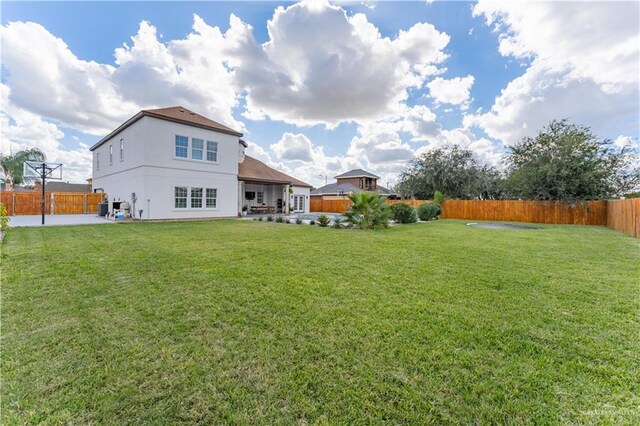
98, 202, 108, 217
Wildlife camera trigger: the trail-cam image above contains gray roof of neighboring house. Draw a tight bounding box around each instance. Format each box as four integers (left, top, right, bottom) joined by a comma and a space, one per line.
311, 182, 397, 196
42, 182, 92, 192
334, 169, 380, 179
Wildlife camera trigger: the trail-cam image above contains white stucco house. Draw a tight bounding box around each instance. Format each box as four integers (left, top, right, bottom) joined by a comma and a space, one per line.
90, 106, 311, 219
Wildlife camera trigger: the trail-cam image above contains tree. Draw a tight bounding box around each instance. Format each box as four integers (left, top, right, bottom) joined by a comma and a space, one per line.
396, 146, 500, 199
344, 191, 391, 229
0, 148, 46, 189
503, 120, 640, 202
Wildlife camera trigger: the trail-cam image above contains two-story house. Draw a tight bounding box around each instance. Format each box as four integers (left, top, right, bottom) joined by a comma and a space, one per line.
90, 107, 311, 219
310, 169, 398, 200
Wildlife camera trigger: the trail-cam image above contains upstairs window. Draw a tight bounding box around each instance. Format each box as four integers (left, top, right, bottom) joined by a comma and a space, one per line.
206, 141, 218, 162
191, 138, 203, 160
119, 138, 124, 161
175, 135, 188, 158
96, 153, 100, 170
109, 144, 113, 165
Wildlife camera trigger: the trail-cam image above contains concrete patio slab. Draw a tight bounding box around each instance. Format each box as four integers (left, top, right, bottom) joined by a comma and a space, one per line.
8, 214, 115, 227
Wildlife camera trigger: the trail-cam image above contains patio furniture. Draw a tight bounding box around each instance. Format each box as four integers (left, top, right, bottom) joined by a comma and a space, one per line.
250, 205, 276, 214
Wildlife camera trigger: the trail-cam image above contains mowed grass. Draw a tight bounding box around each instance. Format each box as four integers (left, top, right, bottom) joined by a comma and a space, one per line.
1, 220, 638, 424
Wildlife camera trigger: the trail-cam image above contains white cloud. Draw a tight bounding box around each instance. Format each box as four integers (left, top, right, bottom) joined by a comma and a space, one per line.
270, 132, 317, 162
0, 17, 243, 136
613, 135, 640, 150
244, 141, 272, 164
226, 0, 450, 127
1, 84, 92, 183
426, 75, 475, 108
473, 1, 638, 90
468, 1, 640, 145
414, 127, 504, 167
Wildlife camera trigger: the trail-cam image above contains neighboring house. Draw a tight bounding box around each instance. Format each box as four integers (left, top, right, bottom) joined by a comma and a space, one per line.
34, 181, 92, 192
90, 106, 311, 219
0, 184, 34, 192
311, 169, 398, 199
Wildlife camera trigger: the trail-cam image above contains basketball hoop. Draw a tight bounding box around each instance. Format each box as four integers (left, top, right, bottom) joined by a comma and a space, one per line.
23, 161, 63, 225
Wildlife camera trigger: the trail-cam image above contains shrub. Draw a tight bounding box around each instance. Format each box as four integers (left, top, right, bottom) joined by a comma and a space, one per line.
258, 216, 263, 221
390, 202, 417, 224
0, 203, 9, 232
296, 218, 303, 225
433, 191, 446, 206
317, 215, 330, 227
266, 216, 273, 222
344, 192, 391, 229
309, 220, 315, 226
417, 202, 442, 221
331, 218, 343, 229
275, 216, 284, 223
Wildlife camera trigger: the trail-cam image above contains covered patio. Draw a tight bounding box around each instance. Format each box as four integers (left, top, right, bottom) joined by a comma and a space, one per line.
240, 181, 288, 215
238, 155, 312, 216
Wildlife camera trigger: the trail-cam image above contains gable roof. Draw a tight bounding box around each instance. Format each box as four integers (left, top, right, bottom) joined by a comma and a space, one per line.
90, 106, 243, 151
238, 155, 312, 188
335, 169, 380, 179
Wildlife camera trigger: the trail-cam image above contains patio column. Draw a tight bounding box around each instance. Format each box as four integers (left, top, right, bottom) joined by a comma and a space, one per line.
287, 184, 292, 214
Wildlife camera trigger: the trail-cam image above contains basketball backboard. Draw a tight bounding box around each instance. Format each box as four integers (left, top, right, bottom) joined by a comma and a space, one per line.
23, 161, 62, 180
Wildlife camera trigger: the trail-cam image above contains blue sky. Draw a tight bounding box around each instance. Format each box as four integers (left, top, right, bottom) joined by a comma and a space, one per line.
1, 1, 638, 185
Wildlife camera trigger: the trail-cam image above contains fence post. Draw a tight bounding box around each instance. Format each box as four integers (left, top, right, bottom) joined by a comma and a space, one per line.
12, 191, 16, 216
83, 193, 87, 215
51, 193, 55, 215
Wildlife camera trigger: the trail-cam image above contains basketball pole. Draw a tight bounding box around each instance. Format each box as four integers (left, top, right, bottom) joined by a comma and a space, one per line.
41, 162, 46, 225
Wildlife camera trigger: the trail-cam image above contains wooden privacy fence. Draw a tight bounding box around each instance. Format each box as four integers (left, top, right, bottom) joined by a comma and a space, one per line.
439, 200, 608, 225
606, 198, 640, 237
0, 191, 105, 215
310, 197, 639, 237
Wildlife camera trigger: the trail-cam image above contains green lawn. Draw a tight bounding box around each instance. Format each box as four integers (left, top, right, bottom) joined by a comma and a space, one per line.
1, 220, 638, 424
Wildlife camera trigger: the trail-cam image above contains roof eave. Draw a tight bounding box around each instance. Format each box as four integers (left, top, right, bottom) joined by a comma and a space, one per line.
90, 111, 243, 152
239, 177, 312, 188
143, 111, 243, 137
90, 111, 144, 151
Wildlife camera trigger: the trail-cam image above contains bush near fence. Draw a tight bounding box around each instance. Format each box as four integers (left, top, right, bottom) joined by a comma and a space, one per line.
0, 191, 105, 215
310, 197, 639, 237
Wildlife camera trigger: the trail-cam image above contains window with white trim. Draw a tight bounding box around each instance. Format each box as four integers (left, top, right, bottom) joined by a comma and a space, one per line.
120, 138, 124, 161
206, 188, 217, 208
175, 135, 188, 158
206, 141, 218, 162
96, 153, 100, 170
175, 187, 187, 208
109, 144, 113, 165
191, 187, 203, 208
192, 138, 203, 160
257, 191, 264, 204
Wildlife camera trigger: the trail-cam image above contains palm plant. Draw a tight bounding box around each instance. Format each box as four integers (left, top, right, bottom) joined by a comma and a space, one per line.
0, 148, 46, 189
344, 191, 391, 229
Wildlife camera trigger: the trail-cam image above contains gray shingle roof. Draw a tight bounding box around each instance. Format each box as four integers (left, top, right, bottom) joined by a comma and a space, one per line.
334, 169, 380, 179
41, 182, 92, 192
